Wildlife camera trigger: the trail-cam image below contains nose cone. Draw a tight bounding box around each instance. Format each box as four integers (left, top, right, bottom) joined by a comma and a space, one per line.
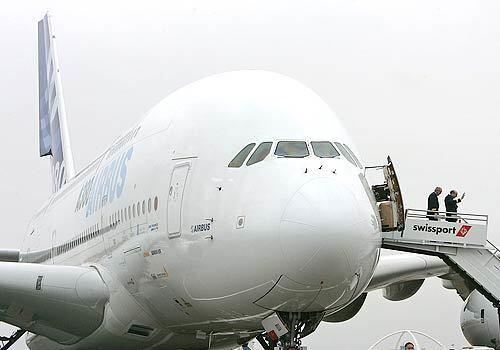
277, 177, 380, 310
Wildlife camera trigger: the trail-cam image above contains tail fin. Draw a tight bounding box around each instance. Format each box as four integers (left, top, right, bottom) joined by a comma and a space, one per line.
38, 13, 75, 192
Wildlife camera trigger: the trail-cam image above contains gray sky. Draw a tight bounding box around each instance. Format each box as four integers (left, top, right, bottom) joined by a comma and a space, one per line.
1, 0, 500, 348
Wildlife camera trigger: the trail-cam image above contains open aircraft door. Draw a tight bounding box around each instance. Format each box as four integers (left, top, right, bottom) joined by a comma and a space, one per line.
167, 162, 191, 238
365, 156, 405, 232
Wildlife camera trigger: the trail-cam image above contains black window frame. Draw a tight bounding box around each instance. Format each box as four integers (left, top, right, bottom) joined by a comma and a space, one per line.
342, 144, 363, 168
334, 142, 357, 167
247, 142, 273, 166
310, 141, 341, 158
228, 143, 256, 168
274, 141, 310, 158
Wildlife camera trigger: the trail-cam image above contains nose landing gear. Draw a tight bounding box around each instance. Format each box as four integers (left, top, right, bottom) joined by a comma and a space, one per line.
259, 312, 324, 350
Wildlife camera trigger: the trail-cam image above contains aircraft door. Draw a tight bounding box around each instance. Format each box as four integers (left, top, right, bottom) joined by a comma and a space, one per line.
167, 162, 190, 238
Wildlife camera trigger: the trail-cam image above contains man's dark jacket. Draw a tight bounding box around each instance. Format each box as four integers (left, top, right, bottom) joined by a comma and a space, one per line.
427, 192, 439, 211
445, 194, 461, 213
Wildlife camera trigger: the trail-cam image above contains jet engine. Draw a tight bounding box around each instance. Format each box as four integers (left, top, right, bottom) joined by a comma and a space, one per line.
461, 290, 500, 349
382, 279, 425, 301
323, 293, 367, 323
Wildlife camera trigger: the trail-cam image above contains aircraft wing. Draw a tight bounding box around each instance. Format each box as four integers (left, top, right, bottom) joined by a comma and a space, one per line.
323, 253, 450, 322
0, 261, 109, 344
366, 253, 473, 300
366, 253, 450, 295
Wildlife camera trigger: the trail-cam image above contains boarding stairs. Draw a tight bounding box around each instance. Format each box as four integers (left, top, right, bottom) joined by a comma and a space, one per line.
367, 158, 500, 307
382, 209, 500, 307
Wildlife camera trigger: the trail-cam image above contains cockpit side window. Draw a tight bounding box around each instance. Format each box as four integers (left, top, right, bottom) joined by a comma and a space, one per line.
311, 141, 340, 158
247, 142, 273, 166
228, 143, 256, 168
343, 144, 363, 168
274, 141, 309, 158
334, 142, 357, 167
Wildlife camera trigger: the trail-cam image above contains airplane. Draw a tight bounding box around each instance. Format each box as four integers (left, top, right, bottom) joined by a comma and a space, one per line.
0, 13, 496, 350
454, 285, 500, 349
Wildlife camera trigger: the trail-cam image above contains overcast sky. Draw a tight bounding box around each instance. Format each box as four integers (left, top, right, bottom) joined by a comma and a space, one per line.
2, 0, 500, 349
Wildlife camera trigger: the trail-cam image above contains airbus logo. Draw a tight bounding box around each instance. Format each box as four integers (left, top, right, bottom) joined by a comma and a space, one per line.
74, 146, 134, 217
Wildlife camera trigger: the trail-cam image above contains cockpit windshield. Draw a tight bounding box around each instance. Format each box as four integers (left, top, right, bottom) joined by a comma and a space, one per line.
343, 144, 363, 168
274, 141, 309, 158
247, 142, 273, 166
311, 141, 340, 158
228, 143, 256, 168
334, 142, 357, 167
228, 140, 363, 167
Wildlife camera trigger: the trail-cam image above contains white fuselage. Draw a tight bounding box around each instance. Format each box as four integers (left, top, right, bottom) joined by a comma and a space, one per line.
22, 71, 382, 349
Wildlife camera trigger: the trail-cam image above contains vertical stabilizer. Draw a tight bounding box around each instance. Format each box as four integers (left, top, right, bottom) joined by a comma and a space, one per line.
38, 13, 75, 192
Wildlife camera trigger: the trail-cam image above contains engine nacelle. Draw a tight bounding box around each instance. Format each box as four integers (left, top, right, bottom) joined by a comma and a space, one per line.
383, 279, 425, 302
461, 290, 499, 349
323, 293, 367, 323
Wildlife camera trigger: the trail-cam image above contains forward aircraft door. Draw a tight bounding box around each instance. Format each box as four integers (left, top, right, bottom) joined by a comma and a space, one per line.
167, 162, 190, 238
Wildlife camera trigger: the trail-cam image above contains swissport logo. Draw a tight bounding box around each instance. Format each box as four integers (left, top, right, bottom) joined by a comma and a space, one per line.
456, 225, 472, 237
412, 223, 472, 237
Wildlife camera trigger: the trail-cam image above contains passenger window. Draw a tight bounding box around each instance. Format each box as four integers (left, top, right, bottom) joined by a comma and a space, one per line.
247, 142, 273, 166
334, 142, 357, 167
275, 141, 309, 158
343, 144, 363, 168
311, 141, 340, 158
228, 143, 256, 168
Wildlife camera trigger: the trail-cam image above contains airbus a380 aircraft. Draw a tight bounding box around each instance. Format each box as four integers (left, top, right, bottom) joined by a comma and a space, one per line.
0, 13, 496, 350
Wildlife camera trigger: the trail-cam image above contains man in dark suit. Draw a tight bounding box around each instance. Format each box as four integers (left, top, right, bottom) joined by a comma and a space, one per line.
445, 190, 465, 222
427, 187, 442, 220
